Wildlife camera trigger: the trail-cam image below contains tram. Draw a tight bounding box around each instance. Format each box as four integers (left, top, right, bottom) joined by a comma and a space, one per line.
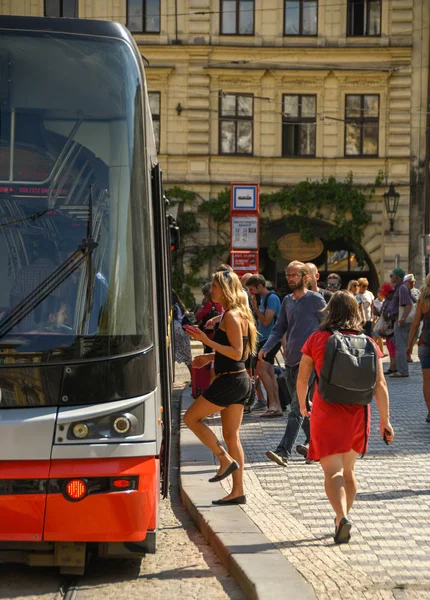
0, 16, 173, 573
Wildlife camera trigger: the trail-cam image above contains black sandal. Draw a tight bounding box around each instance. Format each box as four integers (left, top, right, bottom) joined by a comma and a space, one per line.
334, 517, 352, 544
208, 460, 239, 483
212, 495, 246, 505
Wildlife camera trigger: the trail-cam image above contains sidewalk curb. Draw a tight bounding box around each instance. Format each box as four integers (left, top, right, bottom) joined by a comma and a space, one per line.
179, 387, 316, 600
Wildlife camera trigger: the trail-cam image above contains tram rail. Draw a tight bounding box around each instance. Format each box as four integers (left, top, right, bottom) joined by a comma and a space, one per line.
54, 577, 80, 600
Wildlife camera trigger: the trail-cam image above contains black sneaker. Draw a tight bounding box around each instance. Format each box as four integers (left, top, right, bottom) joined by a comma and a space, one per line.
384, 369, 397, 375
296, 443, 309, 458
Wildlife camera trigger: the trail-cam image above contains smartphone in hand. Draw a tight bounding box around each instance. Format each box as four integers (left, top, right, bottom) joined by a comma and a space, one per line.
183, 324, 199, 334
383, 429, 392, 445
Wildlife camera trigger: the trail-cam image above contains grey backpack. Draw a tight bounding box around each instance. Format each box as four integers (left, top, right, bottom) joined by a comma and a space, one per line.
318, 330, 378, 405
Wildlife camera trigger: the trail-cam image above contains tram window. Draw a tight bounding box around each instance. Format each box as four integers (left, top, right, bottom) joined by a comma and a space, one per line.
0, 32, 155, 359
44, 0, 78, 18
0, 388, 16, 407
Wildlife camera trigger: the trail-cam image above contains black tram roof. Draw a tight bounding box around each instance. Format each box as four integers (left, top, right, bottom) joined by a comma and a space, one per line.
0, 15, 131, 42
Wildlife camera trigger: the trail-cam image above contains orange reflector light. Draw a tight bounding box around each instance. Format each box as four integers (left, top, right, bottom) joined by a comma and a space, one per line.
65, 479, 87, 501
112, 479, 132, 489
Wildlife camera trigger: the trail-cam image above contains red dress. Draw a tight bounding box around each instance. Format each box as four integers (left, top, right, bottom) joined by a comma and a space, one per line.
302, 330, 384, 461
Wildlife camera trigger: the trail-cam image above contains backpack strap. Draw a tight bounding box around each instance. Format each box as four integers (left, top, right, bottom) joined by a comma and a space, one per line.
262, 291, 275, 311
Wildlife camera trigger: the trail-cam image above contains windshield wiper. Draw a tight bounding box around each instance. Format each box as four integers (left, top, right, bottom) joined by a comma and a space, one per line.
0, 187, 99, 340
80, 185, 96, 334
0, 209, 48, 229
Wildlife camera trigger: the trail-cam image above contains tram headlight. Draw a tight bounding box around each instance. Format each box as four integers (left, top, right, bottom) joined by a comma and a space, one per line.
72, 423, 89, 439
113, 415, 132, 435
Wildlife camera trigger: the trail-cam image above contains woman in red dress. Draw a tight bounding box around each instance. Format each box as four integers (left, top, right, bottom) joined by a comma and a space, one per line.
297, 291, 394, 544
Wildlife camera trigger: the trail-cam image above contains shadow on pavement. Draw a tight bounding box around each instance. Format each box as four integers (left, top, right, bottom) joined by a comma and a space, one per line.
356, 488, 430, 501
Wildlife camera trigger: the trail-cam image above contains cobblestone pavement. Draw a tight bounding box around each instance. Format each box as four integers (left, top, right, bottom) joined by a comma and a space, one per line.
196, 354, 430, 600
0, 383, 243, 600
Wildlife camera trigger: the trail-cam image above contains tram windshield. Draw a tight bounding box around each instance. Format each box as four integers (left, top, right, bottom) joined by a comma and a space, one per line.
0, 30, 154, 361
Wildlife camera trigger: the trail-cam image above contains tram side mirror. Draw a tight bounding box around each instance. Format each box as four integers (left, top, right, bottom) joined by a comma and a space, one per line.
168, 214, 180, 252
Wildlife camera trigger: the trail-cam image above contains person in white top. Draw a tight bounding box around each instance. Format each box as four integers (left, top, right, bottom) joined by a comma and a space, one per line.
356, 277, 374, 336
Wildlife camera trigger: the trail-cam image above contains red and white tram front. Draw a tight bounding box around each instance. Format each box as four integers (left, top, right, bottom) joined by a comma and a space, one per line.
0, 16, 168, 569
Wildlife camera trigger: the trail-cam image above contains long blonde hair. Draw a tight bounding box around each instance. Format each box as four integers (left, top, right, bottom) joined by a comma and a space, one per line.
419, 273, 430, 305
212, 270, 258, 355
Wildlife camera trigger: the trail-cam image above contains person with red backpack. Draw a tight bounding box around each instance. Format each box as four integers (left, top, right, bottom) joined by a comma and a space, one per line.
297, 291, 394, 544
196, 283, 222, 328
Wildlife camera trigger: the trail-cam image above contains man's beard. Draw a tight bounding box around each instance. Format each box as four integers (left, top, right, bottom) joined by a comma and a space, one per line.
289, 279, 305, 291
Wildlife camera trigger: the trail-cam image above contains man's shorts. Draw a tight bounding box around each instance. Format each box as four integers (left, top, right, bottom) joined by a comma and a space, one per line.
253, 340, 282, 367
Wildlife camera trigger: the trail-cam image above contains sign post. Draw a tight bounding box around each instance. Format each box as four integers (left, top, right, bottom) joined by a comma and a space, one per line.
230, 183, 260, 274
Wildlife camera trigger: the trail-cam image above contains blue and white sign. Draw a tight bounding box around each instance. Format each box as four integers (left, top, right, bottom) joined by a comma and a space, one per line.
232, 185, 258, 211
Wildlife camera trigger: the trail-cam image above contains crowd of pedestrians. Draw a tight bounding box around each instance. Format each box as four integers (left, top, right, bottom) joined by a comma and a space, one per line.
182, 260, 430, 543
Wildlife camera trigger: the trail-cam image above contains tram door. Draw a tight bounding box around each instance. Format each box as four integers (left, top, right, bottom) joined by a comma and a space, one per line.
0, 405, 57, 541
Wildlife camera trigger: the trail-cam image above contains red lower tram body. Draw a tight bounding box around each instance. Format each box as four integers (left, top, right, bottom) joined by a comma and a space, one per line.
0, 457, 160, 562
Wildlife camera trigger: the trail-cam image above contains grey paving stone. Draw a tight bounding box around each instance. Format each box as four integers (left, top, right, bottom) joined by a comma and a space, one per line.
203, 357, 430, 599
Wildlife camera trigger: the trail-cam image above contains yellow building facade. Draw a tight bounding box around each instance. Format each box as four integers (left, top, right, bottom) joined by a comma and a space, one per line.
2, 0, 429, 288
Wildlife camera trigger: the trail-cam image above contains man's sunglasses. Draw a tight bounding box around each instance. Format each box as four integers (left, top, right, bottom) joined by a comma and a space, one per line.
327, 283, 340, 289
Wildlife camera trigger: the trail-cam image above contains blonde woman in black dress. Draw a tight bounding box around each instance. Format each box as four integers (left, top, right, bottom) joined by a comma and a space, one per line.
184, 269, 257, 505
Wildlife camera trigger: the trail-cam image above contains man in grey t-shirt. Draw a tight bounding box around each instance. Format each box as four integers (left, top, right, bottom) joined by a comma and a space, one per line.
258, 261, 326, 465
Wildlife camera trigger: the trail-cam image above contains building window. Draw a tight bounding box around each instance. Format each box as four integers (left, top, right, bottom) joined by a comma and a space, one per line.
221, 0, 254, 35
127, 0, 160, 33
347, 0, 381, 36
345, 94, 379, 157
148, 92, 160, 153
44, 0, 78, 17
219, 94, 253, 155
282, 95, 316, 157
284, 0, 317, 35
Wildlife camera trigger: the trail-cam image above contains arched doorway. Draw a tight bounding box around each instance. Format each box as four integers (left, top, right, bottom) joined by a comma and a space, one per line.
259, 219, 379, 296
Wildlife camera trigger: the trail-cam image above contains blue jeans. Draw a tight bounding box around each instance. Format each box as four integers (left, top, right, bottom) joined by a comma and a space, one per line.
275, 365, 311, 458
394, 322, 411, 374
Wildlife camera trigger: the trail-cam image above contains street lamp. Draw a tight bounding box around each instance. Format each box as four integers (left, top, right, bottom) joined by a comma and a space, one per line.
383, 183, 400, 233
